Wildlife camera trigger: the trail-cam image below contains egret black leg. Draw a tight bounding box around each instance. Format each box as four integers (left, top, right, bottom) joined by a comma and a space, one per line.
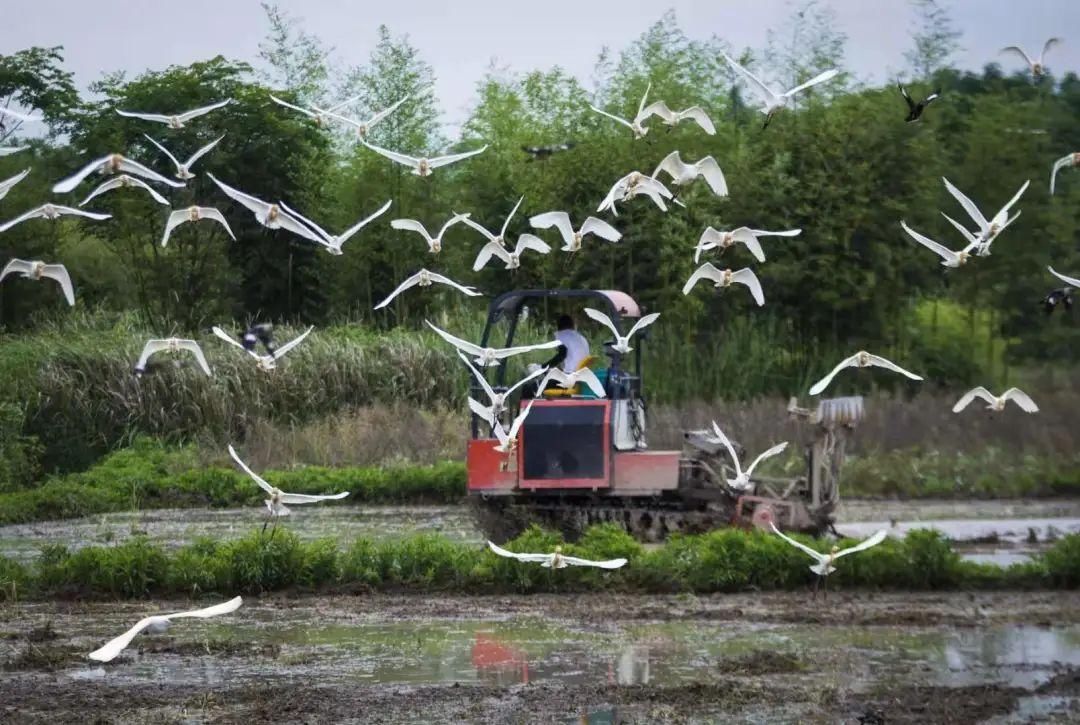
812, 575, 819, 600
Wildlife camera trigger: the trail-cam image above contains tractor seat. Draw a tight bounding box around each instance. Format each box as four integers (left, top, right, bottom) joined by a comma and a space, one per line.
543, 355, 606, 399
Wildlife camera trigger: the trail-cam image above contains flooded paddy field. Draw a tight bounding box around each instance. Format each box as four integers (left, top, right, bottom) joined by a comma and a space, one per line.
1, 498, 1077, 566
1, 592, 1078, 723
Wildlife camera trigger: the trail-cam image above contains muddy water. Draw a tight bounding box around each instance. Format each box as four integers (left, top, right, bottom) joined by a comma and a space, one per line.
1, 499, 1078, 564
2, 594, 1078, 723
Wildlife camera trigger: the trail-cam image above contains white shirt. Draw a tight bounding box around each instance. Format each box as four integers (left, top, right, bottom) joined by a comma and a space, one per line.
555, 329, 589, 372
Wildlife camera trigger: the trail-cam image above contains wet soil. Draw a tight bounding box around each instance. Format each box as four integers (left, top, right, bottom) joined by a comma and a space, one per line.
0, 591, 1077, 724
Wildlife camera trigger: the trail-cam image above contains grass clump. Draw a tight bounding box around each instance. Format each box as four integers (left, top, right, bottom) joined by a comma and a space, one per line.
5, 527, 1077, 600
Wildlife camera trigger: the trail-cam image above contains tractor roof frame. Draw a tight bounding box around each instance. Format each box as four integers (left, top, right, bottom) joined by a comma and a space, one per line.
478, 287, 646, 390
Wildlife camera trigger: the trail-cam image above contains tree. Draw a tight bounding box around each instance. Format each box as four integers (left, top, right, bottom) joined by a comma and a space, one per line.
904, 0, 963, 80
0, 46, 79, 141
257, 2, 333, 105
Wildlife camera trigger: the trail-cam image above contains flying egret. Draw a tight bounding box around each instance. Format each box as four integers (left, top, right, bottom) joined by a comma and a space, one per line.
539, 367, 608, 399
279, 199, 391, 255
1000, 38, 1062, 77
952, 387, 1039, 414
135, 338, 212, 377
460, 352, 548, 427
681, 263, 765, 306
425, 320, 559, 367
651, 152, 728, 197
488, 541, 627, 569
115, 99, 232, 128
228, 445, 349, 529
52, 153, 185, 194
212, 325, 314, 371
206, 174, 325, 244
0, 203, 110, 232
588, 82, 655, 139
597, 171, 673, 216
161, 206, 235, 247
79, 175, 170, 207
722, 52, 839, 128
1049, 266, 1080, 288
528, 211, 621, 252
693, 227, 800, 264
88, 597, 243, 662
330, 91, 417, 138
769, 522, 887, 600
639, 100, 716, 135
361, 141, 487, 177
0, 259, 75, 306
473, 234, 551, 270
374, 269, 480, 309
0, 168, 30, 201
143, 134, 224, 180
458, 196, 524, 249
391, 214, 471, 255
899, 221, 976, 268
710, 421, 788, 492
942, 177, 1028, 256
491, 400, 536, 455
808, 351, 922, 395
583, 307, 660, 354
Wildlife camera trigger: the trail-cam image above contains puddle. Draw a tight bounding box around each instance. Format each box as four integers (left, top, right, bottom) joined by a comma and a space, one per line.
838, 517, 1080, 544
7, 602, 1078, 695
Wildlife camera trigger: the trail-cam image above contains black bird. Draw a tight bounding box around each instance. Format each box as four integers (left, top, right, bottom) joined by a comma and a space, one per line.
522, 142, 575, 160
243, 323, 277, 355
1043, 287, 1074, 315
898, 83, 940, 123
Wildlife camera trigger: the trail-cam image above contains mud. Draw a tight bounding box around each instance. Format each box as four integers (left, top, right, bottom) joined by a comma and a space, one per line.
1, 591, 1078, 723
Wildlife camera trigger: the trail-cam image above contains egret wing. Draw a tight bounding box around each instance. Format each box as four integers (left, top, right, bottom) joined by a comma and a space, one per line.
1002, 387, 1039, 413
696, 156, 728, 195
1048, 266, 1080, 288
589, 105, 634, 131
272, 325, 314, 359
391, 218, 431, 240
1040, 37, 1063, 61
942, 177, 989, 232
1050, 155, 1072, 195
639, 99, 674, 123
40, 264, 74, 306
940, 213, 979, 247
208, 174, 270, 216
337, 200, 392, 245
682, 262, 723, 295
572, 368, 607, 398
184, 134, 225, 168
583, 307, 621, 339
729, 229, 766, 263
53, 157, 113, 193
0, 168, 31, 200
438, 212, 471, 239
580, 216, 621, 242
745, 442, 788, 476
500, 195, 525, 237
426, 321, 482, 356
865, 353, 922, 381
507, 399, 536, 440
995, 179, 1030, 219
473, 241, 511, 270
495, 339, 560, 358
626, 312, 661, 339
529, 211, 574, 245
652, 150, 687, 181
731, 268, 765, 306
769, 522, 825, 562
228, 444, 276, 495
364, 93, 411, 128
143, 134, 183, 170
280, 491, 349, 504
710, 421, 743, 477
174, 99, 230, 122
515, 233, 551, 256
211, 326, 252, 353
783, 68, 840, 97
0, 259, 34, 280
116, 109, 171, 123
55, 205, 111, 221
428, 146, 487, 169
426, 271, 480, 297
161, 209, 188, 246
458, 352, 498, 401
999, 45, 1035, 66
487, 540, 551, 563
468, 396, 496, 427
88, 616, 160, 662
808, 353, 860, 396
374, 272, 423, 310
458, 215, 496, 241
833, 529, 888, 559
362, 141, 420, 169
178, 340, 212, 376
952, 387, 994, 413
168, 596, 243, 620
0, 206, 45, 232
898, 83, 915, 111
561, 555, 628, 569
679, 106, 715, 134
722, 53, 780, 106
900, 221, 957, 264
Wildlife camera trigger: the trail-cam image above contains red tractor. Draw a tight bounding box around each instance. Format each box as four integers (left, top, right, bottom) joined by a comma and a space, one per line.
467, 289, 864, 541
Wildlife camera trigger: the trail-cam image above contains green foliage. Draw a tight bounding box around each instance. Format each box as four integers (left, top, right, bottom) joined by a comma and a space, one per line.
8, 526, 1078, 599
0, 439, 465, 526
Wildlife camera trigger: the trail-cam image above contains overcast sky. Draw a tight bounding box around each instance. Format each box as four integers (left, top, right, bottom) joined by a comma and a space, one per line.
3, 0, 1078, 131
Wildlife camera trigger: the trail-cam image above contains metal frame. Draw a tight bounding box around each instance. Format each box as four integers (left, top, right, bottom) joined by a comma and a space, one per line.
468, 289, 648, 440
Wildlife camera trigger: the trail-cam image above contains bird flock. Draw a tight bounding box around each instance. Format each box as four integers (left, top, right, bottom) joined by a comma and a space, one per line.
0, 35, 1073, 659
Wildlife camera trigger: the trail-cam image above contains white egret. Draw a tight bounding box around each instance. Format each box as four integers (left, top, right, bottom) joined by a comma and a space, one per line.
769, 523, 887, 599
1050, 152, 1079, 195
1000, 38, 1062, 77
651, 152, 728, 197
722, 52, 839, 128
710, 421, 788, 492
229, 445, 349, 524
161, 206, 235, 246
206, 174, 325, 244
488, 541, 627, 570
0, 259, 74, 306
458, 195, 524, 249
374, 269, 480, 310
588, 82, 654, 139
425, 320, 559, 367
391, 213, 471, 254
461, 352, 548, 427
899, 221, 976, 268
681, 263, 765, 306
115, 99, 232, 128
952, 387, 1039, 414
362, 141, 487, 177
808, 351, 922, 395
693, 227, 800, 264
0, 168, 31, 201
79, 175, 170, 207
143, 134, 224, 180
583, 307, 660, 354
279, 199, 391, 255
942, 177, 1028, 256
528, 211, 621, 252
212, 325, 314, 371
0, 203, 110, 232
52, 153, 185, 194
135, 338, 212, 377
473, 234, 550, 270
88, 597, 243, 662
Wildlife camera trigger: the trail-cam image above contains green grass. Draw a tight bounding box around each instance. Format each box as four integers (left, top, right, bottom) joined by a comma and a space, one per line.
2, 524, 1076, 601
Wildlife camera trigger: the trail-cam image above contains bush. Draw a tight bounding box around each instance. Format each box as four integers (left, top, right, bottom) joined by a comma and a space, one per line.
9, 526, 1080, 600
